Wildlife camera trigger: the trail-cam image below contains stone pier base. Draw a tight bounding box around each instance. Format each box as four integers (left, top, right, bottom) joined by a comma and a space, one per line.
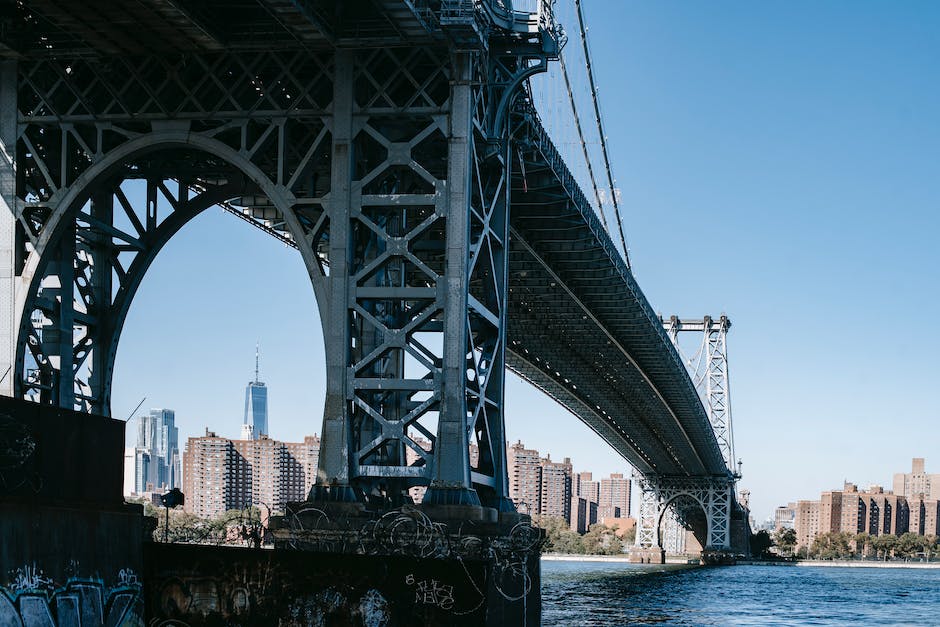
238, 502, 544, 626
629, 546, 666, 564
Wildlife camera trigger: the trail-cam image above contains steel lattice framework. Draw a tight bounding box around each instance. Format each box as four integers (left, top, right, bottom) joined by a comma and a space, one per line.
1, 1, 740, 531
634, 473, 733, 550
664, 315, 735, 471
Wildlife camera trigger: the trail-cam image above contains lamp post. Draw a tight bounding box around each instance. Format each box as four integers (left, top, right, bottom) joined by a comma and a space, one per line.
160, 488, 185, 542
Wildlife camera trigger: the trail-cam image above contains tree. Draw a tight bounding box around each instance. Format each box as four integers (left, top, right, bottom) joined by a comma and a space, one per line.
537, 516, 584, 554
582, 524, 623, 555
810, 532, 852, 560
854, 532, 871, 558
773, 528, 797, 556
750, 530, 773, 558
896, 532, 924, 560
871, 534, 898, 561
925, 535, 939, 561
621, 525, 637, 546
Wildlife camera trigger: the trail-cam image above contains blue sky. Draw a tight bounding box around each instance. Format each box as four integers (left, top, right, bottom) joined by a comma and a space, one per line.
113, 1, 940, 521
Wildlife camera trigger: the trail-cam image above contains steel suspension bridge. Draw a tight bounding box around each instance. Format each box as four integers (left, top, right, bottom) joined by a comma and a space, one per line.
0, 0, 747, 559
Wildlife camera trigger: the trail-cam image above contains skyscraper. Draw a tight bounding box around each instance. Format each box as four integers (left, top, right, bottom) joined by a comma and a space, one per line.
129, 408, 180, 493
242, 345, 268, 440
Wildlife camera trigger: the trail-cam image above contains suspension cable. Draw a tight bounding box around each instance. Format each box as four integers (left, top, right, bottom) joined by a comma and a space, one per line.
574, 0, 631, 268
559, 51, 608, 233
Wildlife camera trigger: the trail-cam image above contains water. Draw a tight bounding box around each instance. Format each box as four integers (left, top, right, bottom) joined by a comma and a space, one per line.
541, 560, 940, 626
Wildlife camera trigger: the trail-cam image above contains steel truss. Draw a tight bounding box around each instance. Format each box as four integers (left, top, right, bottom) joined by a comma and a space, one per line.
663, 315, 735, 472
1, 15, 557, 509
634, 474, 734, 550
631, 315, 737, 552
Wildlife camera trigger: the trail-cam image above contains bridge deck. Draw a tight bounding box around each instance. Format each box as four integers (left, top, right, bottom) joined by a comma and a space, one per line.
507, 112, 728, 478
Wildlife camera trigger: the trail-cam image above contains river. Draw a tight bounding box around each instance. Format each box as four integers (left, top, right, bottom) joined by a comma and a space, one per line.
541, 559, 940, 625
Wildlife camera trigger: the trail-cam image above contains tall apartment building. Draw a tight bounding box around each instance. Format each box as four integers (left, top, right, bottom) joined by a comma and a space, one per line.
794, 500, 820, 549
909, 496, 940, 536
570, 497, 598, 534
793, 472, 940, 550
576, 472, 600, 503
539, 455, 572, 522
598, 473, 631, 520
507, 441, 542, 514
570, 472, 600, 533
819, 490, 843, 535
865, 487, 909, 536
893, 458, 940, 501
182, 430, 320, 518
127, 408, 180, 494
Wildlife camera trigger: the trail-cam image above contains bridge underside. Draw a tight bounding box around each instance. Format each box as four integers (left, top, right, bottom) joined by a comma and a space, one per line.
504, 115, 727, 479
2, 0, 738, 548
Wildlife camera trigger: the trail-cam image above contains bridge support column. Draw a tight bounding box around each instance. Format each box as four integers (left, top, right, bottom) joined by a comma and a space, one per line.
0, 61, 16, 398
308, 44, 535, 512
632, 474, 736, 564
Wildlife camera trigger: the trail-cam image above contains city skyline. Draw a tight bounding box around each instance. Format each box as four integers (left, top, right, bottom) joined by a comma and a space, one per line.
111, 2, 940, 522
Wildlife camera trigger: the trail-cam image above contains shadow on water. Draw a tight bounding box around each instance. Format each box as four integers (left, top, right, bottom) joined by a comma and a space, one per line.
541, 561, 940, 626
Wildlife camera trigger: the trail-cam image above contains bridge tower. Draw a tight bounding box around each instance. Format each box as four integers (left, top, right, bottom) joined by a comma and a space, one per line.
632, 315, 740, 562
0, 1, 559, 514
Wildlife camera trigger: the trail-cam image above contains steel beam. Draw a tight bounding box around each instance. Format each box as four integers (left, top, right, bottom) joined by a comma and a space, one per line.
0, 61, 15, 397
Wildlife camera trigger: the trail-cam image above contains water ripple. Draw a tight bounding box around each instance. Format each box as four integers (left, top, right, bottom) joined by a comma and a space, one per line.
541, 561, 940, 626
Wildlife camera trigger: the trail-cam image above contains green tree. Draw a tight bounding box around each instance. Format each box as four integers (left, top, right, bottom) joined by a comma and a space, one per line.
854, 532, 871, 558
773, 527, 797, 556
896, 532, 924, 560
810, 532, 853, 560
621, 525, 637, 547
872, 534, 898, 561
582, 524, 623, 555
925, 535, 939, 561
537, 516, 585, 554
749, 530, 773, 558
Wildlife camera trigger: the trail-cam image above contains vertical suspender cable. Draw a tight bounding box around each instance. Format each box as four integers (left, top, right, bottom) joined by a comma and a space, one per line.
574, 0, 631, 268
559, 52, 609, 233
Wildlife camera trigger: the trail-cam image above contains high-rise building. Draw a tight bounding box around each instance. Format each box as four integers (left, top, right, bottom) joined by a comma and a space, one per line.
182, 429, 320, 519
909, 496, 940, 536
794, 500, 820, 549
539, 455, 572, 523
242, 345, 268, 440
774, 503, 796, 530
570, 472, 599, 532
893, 458, 940, 500
598, 473, 631, 521
128, 408, 180, 494
507, 441, 542, 515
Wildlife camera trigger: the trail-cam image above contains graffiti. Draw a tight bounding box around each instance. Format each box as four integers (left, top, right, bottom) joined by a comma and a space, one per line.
0, 567, 143, 626
8, 565, 53, 593
0, 414, 41, 493
405, 574, 454, 610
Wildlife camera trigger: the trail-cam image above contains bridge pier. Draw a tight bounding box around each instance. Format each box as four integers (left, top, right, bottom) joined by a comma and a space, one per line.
269, 500, 542, 625
632, 474, 741, 563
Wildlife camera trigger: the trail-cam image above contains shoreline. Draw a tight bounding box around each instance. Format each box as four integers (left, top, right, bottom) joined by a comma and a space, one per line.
541, 554, 697, 565
739, 559, 940, 569
541, 555, 940, 569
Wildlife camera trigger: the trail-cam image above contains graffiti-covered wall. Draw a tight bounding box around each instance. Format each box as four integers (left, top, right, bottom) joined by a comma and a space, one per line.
144, 543, 538, 626
0, 398, 146, 626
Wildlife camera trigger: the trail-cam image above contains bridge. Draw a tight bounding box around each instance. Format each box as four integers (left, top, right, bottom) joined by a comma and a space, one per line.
0, 0, 746, 579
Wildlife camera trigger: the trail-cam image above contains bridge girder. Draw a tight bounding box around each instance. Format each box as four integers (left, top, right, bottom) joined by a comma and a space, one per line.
0, 1, 735, 520
0, 0, 563, 511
